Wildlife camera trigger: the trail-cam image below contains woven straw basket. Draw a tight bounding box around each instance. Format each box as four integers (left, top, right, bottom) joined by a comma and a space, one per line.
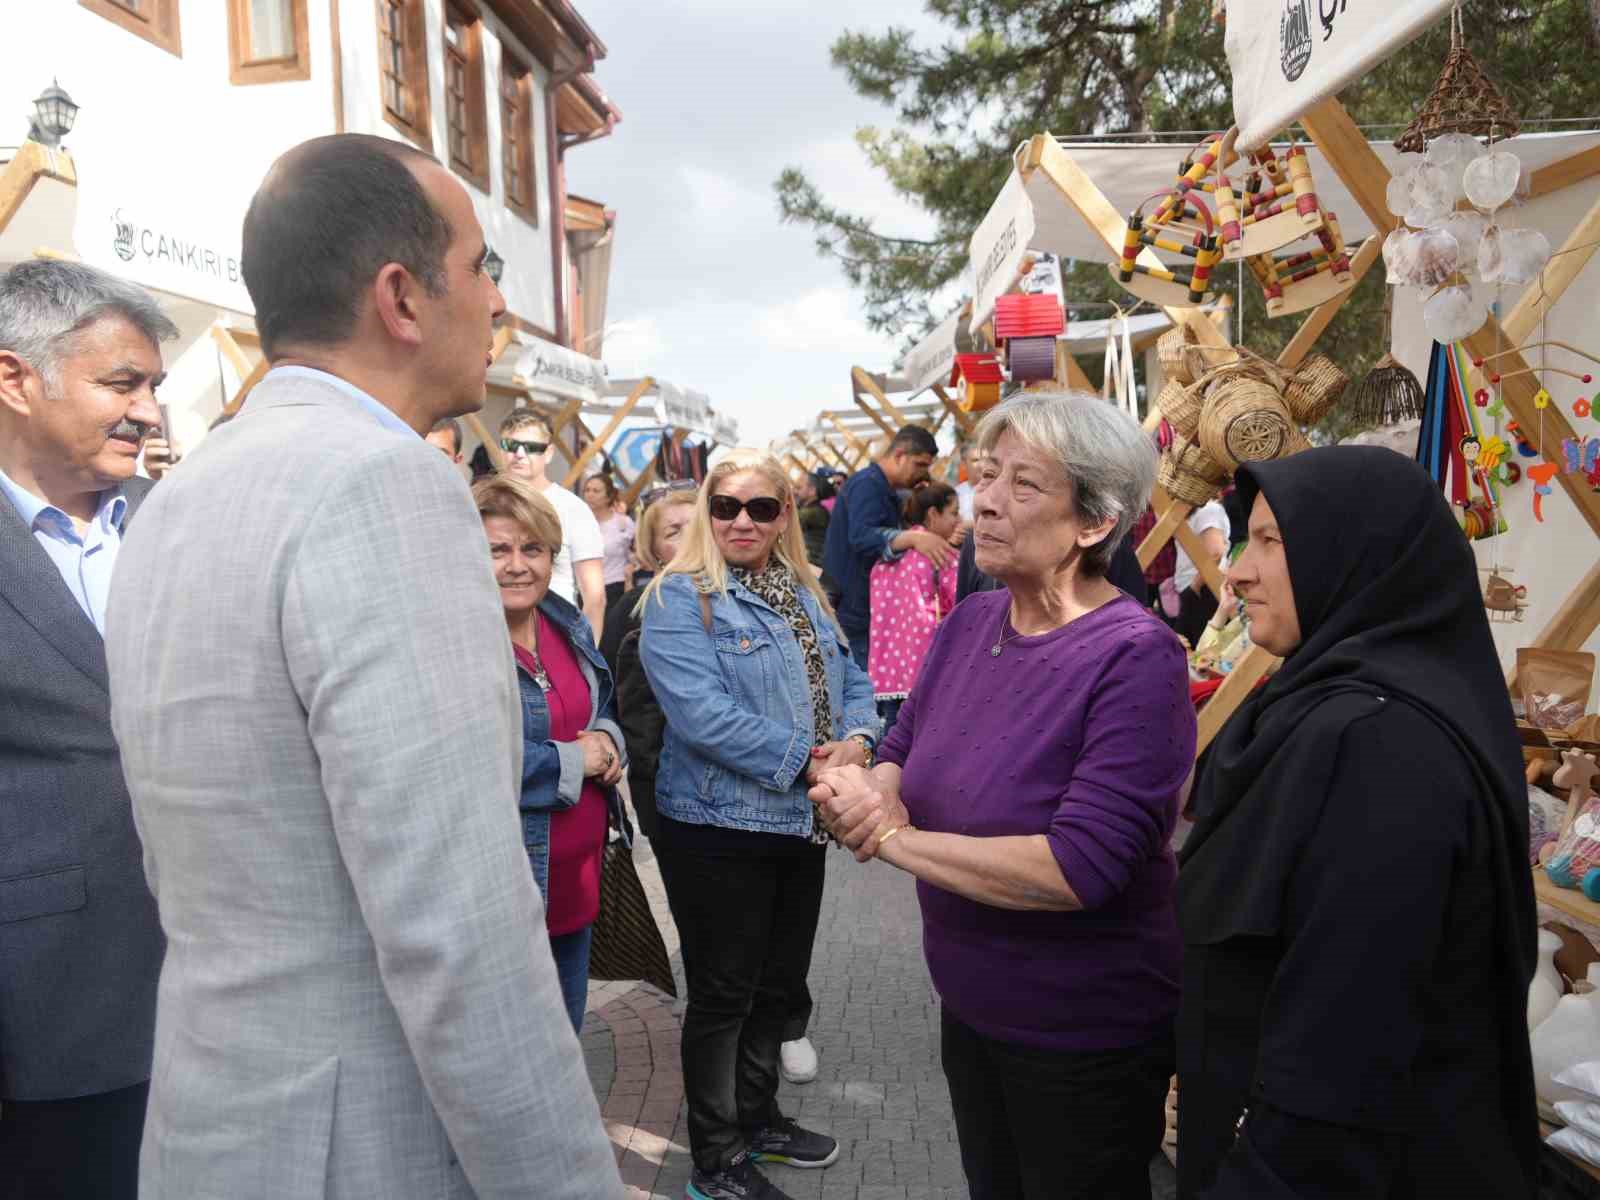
1159, 379, 1204, 439
1282, 353, 1348, 425
1157, 325, 1199, 386
1159, 432, 1228, 507
1199, 372, 1295, 470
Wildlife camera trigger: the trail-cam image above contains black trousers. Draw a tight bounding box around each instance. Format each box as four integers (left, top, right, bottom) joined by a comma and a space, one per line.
656, 840, 827, 1171
941, 1008, 1172, 1200
0, 1080, 149, 1200
1170, 584, 1219, 648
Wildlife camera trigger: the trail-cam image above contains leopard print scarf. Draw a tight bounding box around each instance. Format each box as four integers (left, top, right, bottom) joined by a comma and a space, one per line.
732, 561, 835, 846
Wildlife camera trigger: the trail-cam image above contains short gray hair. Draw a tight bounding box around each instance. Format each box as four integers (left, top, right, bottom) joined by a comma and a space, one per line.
973, 390, 1156, 577
0, 259, 178, 388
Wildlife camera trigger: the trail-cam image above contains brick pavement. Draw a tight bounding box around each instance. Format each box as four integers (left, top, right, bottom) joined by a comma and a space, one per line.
583, 836, 1177, 1200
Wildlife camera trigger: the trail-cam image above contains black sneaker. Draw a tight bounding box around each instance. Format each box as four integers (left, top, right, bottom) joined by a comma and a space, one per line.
747, 1116, 840, 1168
686, 1150, 794, 1200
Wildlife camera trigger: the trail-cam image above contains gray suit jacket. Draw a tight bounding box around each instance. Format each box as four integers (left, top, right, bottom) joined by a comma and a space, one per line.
106, 373, 622, 1199
0, 476, 164, 1100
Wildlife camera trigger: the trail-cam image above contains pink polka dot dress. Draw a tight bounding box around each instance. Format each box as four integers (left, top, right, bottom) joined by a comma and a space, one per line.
867, 525, 960, 702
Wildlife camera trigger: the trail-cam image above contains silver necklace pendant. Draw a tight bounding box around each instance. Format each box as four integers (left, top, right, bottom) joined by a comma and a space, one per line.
533, 669, 551, 691
989, 643, 1002, 657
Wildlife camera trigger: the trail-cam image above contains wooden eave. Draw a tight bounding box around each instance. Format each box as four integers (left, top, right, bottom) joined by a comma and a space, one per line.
483, 0, 595, 74
565, 192, 609, 233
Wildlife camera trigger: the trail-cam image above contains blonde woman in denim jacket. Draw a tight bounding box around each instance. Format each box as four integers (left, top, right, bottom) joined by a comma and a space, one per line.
640, 450, 878, 1200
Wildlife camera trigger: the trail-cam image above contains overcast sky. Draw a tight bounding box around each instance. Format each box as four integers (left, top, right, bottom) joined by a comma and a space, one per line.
569, 0, 946, 448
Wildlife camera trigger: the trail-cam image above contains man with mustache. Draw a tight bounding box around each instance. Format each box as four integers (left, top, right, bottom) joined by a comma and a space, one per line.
0, 258, 173, 1199
105, 135, 622, 1198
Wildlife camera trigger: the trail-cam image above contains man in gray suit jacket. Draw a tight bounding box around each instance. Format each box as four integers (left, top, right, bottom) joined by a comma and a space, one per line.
0, 259, 174, 1200
106, 135, 622, 1199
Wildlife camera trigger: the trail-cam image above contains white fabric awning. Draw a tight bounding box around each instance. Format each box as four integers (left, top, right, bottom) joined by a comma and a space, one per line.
972, 132, 1600, 274
512, 340, 610, 405
1061, 311, 1174, 354
900, 305, 967, 397
1226, 0, 1452, 150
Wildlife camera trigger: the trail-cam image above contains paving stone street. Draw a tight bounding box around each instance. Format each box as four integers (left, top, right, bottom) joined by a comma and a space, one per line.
582, 835, 1178, 1200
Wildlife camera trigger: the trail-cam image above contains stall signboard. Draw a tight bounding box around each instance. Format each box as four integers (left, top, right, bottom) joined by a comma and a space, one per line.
900, 305, 966, 397
655, 380, 715, 439
514, 342, 609, 405
74, 177, 254, 314
969, 167, 1037, 333
711, 412, 739, 446
1227, 0, 1452, 149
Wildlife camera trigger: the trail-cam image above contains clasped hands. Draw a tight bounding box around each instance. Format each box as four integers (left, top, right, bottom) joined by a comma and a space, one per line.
576, 730, 623, 786
807, 765, 909, 864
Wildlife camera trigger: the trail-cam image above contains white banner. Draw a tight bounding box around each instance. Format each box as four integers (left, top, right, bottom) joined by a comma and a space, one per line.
900, 305, 965, 397
654, 380, 715, 438
514, 341, 609, 405
1227, 0, 1452, 150
969, 167, 1036, 332
74, 176, 254, 315
711, 412, 739, 446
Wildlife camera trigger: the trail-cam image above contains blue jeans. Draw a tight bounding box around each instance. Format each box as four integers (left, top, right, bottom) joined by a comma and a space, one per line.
549, 925, 594, 1034
847, 630, 869, 671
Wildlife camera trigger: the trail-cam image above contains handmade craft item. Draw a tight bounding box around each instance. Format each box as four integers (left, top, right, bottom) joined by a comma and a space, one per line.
1546, 751, 1600, 895
1351, 286, 1426, 428
1480, 570, 1526, 620
993, 292, 1064, 385
1111, 139, 1225, 307
1393, 7, 1521, 154
950, 353, 1004, 413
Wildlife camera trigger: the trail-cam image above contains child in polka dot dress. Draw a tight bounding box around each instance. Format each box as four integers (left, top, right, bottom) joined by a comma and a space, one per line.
869, 483, 962, 727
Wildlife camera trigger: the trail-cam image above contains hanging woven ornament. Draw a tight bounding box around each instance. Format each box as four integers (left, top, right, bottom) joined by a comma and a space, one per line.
1350, 285, 1426, 428
1393, 7, 1521, 154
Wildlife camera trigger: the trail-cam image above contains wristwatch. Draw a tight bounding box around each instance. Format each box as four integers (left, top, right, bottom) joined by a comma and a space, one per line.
848, 733, 876, 767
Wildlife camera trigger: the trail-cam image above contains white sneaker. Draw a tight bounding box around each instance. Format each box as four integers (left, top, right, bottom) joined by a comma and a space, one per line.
780, 1037, 818, 1084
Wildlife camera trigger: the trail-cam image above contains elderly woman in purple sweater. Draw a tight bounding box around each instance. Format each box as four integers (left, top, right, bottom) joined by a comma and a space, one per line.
812, 391, 1195, 1200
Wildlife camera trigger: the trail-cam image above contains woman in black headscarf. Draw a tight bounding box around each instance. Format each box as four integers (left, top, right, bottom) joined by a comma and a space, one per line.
1176, 446, 1537, 1198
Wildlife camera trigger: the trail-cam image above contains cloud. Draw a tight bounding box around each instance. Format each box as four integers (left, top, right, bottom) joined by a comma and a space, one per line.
752, 288, 896, 356
679, 164, 765, 220
599, 314, 668, 378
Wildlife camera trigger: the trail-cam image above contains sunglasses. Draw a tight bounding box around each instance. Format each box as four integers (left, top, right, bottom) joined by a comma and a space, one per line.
709, 494, 783, 524
640, 478, 699, 509
500, 437, 549, 457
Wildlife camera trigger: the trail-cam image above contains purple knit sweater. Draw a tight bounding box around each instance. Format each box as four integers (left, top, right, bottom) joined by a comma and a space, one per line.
879, 589, 1195, 1052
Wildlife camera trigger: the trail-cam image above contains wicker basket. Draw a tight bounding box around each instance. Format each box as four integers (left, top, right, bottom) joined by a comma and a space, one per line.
1157, 325, 1198, 386
1199, 372, 1295, 470
1282, 353, 1348, 425
1159, 432, 1228, 507
1159, 379, 1204, 439
1393, 9, 1520, 154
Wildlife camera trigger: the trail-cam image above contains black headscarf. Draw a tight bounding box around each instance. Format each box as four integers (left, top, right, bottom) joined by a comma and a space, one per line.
1178, 446, 1535, 1169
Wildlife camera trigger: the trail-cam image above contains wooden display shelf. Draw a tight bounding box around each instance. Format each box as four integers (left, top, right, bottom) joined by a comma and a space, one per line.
1535, 869, 1600, 931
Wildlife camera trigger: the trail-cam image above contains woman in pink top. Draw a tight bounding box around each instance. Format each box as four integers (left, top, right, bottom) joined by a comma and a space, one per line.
869, 483, 961, 731
583, 473, 637, 609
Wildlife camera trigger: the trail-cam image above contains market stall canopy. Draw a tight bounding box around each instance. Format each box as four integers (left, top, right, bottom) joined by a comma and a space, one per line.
968, 131, 1600, 319
900, 304, 968, 397
1226, 0, 1452, 150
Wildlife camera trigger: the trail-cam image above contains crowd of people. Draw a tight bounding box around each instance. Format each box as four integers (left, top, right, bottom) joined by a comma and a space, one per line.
0, 128, 1544, 1200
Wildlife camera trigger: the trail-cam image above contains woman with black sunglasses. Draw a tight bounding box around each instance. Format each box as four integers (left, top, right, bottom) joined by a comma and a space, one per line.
639, 451, 879, 1200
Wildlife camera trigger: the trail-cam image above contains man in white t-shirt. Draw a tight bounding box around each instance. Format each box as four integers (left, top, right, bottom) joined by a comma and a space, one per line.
498, 410, 607, 634
1168, 498, 1230, 645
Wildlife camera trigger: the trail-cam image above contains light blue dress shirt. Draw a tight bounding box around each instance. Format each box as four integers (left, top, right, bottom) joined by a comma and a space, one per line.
0, 466, 128, 635
265, 366, 420, 439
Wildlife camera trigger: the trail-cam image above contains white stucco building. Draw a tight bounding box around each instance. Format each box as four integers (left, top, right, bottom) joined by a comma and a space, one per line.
0, 0, 620, 455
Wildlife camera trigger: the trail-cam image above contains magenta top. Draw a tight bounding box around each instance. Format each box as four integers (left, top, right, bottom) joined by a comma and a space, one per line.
879, 589, 1194, 1051
867, 526, 959, 700
518, 612, 607, 935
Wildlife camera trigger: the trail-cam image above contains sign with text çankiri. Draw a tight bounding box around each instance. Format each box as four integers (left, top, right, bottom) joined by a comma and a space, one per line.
969, 166, 1037, 334
1227, 0, 1453, 150
74, 177, 254, 314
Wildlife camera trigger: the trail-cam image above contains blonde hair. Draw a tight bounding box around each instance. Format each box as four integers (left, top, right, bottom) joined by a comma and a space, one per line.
471, 474, 563, 552
641, 449, 839, 627
633, 491, 697, 575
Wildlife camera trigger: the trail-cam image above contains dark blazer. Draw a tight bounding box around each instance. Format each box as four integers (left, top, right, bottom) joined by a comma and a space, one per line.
0, 476, 164, 1100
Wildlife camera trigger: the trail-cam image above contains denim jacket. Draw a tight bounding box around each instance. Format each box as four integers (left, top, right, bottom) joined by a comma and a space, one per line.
639, 571, 880, 837
516, 591, 631, 900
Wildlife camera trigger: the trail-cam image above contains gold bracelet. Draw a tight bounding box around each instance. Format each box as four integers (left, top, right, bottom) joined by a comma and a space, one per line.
875, 824, 913, 855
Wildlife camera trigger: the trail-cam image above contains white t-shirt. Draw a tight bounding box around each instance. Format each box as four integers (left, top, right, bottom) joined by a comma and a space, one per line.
1173, 500, 1230, 594
537, 482, 605, 606
955, 480, 976, 523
